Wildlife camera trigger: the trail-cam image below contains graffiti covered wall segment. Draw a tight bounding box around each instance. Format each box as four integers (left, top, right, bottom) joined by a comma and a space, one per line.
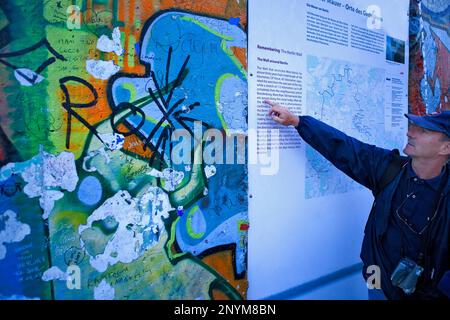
409, 0, 450, 114
0, 0, 247, 300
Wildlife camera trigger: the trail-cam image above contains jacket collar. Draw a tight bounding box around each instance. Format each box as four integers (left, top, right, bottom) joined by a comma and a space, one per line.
405, 160, 446, 191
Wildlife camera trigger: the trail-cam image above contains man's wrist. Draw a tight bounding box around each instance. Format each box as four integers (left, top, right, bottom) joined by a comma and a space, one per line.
291, 115, 300, 127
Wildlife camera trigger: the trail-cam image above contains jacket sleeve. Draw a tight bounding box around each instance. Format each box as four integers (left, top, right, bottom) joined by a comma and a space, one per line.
296, 115, 396, 192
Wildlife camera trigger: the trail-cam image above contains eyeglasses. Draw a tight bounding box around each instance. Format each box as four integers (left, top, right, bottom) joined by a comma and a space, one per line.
395, 192, 442, 235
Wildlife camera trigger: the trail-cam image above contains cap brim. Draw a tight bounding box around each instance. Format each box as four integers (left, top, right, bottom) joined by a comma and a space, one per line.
404, 113, 446, 134
404, 113, 421, 123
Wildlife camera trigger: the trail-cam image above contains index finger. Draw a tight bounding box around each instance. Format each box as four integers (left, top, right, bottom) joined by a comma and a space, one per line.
264, 99, 276, 107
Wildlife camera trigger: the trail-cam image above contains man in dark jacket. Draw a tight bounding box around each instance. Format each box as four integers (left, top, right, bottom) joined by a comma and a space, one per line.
265, 99, 450, 300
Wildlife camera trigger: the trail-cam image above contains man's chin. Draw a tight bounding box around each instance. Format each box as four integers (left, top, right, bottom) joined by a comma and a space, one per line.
403, 146, 412, 156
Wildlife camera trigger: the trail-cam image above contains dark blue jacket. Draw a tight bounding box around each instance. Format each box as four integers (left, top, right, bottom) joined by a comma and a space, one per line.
296, 115, 450, 299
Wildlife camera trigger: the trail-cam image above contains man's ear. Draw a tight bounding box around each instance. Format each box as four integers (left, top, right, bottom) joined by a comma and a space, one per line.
440, 141, 450, 157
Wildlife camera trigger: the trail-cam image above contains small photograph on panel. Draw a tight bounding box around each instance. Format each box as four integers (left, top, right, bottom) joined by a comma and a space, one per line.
386, 35, 405, 64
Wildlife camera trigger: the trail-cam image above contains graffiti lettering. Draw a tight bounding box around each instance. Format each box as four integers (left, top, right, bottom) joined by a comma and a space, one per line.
59, 76, 104, 149
140, 47, 207, 167
0, 182, 22, 197
110, 102, 146, 137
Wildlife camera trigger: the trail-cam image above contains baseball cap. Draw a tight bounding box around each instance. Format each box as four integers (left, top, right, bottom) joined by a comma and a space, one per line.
405, 111, 450, 137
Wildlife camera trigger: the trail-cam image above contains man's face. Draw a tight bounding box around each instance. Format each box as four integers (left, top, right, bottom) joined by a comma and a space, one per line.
403, 122, 450, 159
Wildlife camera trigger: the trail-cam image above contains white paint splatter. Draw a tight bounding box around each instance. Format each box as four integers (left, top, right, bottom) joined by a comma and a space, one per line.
19, 150, 78, 219
79, 188, 173, 272
81, 132, 124, 173
39, 191, 64, 219
86, 59, 120, 80
1, 150, 78, 219
161, 168, 184, 191
97, 27, 124, 56
139, 186, 172, 234
97, 36, 113, 52
14, 68, 45, 86
94, 279, 115, 300
98, 133, 125, 151
147, 168, 184, 192
79, 191, 139, 272
147, 168, 162, 178
111, 28, 124, 56
204, 165, 216, 179
41, 266, 67, 282
0, 210, 31, 260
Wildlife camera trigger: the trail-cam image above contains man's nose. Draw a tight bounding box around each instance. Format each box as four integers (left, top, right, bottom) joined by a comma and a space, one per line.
407, 123, 418, 137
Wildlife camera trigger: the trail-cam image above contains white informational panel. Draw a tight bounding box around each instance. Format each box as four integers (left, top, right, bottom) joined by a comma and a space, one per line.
248, 0, 409, 299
